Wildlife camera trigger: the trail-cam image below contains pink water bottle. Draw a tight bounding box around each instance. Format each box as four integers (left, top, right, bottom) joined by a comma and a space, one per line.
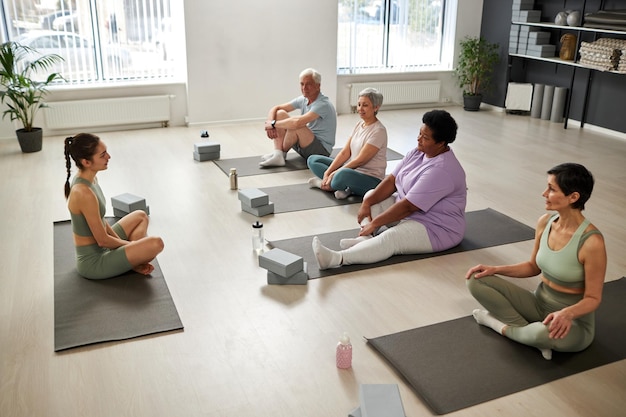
336, 332, 352, 369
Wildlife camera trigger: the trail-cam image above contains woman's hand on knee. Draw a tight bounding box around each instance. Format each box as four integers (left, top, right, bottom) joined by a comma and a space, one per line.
465, 264, 494, 279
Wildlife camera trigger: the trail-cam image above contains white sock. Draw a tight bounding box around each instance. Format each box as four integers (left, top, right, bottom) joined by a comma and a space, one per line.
539, 348, 552, 360
334, 188, 352, 200
339, 235, 371, 249
308, 177, 323, 189
472, 309, 506, 334
312, 236, 342, 270
262, 151, 287, 161
259, 150, 285, 167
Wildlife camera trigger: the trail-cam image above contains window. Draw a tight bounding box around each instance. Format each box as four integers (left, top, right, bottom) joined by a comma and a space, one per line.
1, 0, 183, 84
338, 0, 454, 74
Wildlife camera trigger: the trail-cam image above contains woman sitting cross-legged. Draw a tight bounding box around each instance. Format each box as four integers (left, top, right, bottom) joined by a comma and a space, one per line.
312, 109, 467, 270
465, 163, 607, 360
64, 133, 164, 279
307, 87, 387, 199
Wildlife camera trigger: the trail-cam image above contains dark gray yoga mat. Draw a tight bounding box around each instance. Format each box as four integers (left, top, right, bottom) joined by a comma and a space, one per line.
267, 208, 535, 279
259, 183, 363, 213
366, 277, 626, 415
214, 148, 404, 177
53, 220, 183, 352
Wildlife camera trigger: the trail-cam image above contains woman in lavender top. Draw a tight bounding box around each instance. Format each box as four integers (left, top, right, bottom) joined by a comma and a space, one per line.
312, 109, 466, 270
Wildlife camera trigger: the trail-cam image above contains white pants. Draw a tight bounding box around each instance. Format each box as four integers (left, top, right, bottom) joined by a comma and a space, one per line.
341, 192, 433, 266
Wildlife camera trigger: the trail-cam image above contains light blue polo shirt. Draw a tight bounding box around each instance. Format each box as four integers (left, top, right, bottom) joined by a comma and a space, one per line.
289, 93, 337, 153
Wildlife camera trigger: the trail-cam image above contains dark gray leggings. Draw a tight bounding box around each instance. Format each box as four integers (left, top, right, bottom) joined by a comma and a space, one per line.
467, 275, 594, 352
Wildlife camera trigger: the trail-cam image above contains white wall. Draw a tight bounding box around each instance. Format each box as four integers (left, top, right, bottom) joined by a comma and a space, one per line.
183, 0, 339, 125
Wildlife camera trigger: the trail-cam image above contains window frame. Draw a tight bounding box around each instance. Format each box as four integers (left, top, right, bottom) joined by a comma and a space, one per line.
0, 0, 182, 85
337, 0, 457, 75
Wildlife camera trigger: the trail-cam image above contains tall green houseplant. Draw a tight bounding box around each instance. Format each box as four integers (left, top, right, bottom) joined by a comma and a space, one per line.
455, 36, 500, 111
0, 41, 63, 152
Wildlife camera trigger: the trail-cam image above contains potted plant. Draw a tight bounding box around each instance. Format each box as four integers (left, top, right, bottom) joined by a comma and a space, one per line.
0, 41, 63, 152
455, 36, 500, 111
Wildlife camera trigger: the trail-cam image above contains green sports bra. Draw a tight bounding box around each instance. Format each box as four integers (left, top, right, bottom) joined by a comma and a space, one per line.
536, 214, 602, 289
70, 176, 106, 237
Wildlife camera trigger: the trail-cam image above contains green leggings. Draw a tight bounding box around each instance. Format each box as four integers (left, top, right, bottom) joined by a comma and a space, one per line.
75, 223, 132, 280
466, 275, 594, 352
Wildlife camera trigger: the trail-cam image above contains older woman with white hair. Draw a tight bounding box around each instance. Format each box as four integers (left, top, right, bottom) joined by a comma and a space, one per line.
307, 87, 387, 199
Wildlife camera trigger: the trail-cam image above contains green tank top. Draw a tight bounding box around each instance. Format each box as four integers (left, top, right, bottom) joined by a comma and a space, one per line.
536, 214, 602, 289
70, 176, 106, 237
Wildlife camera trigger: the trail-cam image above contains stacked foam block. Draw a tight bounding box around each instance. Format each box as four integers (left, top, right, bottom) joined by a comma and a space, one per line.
258, 248, 308, 285
510, 0, 555, 58
238, 188, 275, 217
111, 193, 149, 218
193, 141, 220, 161
511, 0, 539, 22
348, 384, 406, 417
526, 31, 554, 58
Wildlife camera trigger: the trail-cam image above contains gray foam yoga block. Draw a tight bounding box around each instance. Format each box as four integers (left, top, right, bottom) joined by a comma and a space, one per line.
114, 206, 150, 218
194, 141, 220, 154
238, 188, 269, 208
241, 201, 275, 217
258, 248, 304, 278
267, 262, 308, 285
193, 151, 220, 161
111, 193, 147, 212
359, 384, 405, 417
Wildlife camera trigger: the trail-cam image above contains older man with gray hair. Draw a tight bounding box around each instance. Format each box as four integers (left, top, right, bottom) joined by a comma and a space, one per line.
261, 68, 337, 167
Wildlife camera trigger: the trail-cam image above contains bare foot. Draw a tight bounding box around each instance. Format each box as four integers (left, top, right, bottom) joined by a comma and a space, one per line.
133, 263, 155, 276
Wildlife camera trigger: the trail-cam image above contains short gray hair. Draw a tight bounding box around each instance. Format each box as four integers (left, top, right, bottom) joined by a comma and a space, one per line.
300, 68, 321, 84
359, 87, 384, 112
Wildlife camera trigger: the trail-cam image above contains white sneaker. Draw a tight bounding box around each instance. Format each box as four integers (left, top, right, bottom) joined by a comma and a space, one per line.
334, 188, 352, 200
308, 177, 323, 188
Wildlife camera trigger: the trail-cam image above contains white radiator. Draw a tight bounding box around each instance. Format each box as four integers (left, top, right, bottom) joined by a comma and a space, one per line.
44, 95, 171, 130
349, 80, 440, 108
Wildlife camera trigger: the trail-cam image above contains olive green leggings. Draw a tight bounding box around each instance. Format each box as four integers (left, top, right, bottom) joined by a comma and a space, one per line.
467, 275, 594, 352
75, 223, 132, 280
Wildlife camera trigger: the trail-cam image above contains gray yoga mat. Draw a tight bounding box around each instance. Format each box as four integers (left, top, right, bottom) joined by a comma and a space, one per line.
53, 220, 183, 352
214, 148, 404, 177
267, 208, 535, 279
259, 183, 363, 213
366, 277, 626, 415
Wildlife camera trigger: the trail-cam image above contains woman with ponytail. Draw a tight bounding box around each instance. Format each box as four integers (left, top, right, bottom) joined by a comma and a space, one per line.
64, 133, 164, 279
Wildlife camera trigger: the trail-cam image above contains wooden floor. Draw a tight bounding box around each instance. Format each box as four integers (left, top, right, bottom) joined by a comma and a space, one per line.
1, 106, 625, 417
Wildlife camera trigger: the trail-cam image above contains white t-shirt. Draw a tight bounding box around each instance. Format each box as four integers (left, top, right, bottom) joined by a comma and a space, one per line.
347, 120, 387, 180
